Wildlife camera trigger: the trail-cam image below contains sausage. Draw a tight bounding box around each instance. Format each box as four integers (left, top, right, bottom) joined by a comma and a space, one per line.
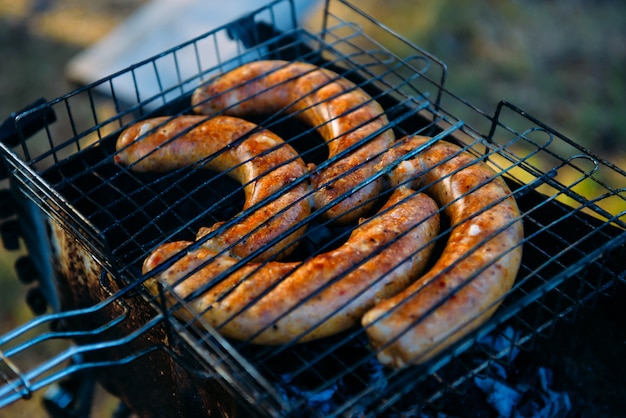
191, 60, 395, 224
115, 115, 311, 261
143, 187, 440, 344
361, 136, 523, 368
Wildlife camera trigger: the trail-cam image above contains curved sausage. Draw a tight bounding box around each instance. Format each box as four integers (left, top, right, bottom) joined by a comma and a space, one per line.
361, 136, 523, 368
143, 187, 440, 344
191, 60, 395, 224
115, 115, 311, 261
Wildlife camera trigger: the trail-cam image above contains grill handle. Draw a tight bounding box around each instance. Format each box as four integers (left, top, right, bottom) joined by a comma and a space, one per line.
0, 98, 56, 147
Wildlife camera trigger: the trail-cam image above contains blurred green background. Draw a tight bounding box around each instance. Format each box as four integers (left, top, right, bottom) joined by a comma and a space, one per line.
366, 0, 626, 158
1, 0, 624, 416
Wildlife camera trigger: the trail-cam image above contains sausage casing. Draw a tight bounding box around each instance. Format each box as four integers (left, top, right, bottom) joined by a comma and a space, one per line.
115, 115, 311, 261
362, 136, 523, 368
143, 187, 439, 344
191, 60, 395, 223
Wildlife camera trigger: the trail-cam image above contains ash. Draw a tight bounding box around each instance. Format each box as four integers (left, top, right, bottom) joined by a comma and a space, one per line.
473, 327, 571, 418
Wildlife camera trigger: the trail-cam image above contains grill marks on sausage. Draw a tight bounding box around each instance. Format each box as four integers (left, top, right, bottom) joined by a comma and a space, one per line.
116, 60, 524, 369
191, 60, 395, 224
143, 187, 440, 344
115, 115, 311, 262
361, 136, 523, 368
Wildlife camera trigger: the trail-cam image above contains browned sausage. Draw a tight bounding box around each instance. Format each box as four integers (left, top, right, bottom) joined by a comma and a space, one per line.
361, 136, 523, 368
143, 187, 440, 344
115, 115, 311, 261
191, 60, 395, 223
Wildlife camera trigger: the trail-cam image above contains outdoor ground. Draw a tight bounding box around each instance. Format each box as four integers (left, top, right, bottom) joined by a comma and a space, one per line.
1, 0, 624, 417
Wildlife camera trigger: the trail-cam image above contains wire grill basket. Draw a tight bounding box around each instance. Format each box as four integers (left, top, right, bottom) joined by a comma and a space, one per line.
1, 0, 625, 416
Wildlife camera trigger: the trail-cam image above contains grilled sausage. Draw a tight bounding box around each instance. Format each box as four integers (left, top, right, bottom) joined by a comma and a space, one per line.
143, 187, 440, 344
191, 60, 395, 223
361, 136, 523, 368
115, 115, 311, 261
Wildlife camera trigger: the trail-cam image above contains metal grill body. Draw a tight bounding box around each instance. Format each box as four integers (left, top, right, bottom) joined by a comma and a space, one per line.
1, 1, 625, 416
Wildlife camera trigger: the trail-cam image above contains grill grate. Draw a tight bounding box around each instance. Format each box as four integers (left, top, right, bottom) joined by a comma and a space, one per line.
1, 0, 625, 416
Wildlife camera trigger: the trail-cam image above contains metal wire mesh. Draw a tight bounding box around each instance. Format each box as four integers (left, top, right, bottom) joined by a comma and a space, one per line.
1, 0, 625, 416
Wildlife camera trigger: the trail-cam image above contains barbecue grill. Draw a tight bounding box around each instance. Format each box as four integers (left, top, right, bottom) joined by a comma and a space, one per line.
1, 0, 625, 416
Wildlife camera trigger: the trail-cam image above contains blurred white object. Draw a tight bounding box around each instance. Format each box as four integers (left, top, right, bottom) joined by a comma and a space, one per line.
66, 0, 319, 106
